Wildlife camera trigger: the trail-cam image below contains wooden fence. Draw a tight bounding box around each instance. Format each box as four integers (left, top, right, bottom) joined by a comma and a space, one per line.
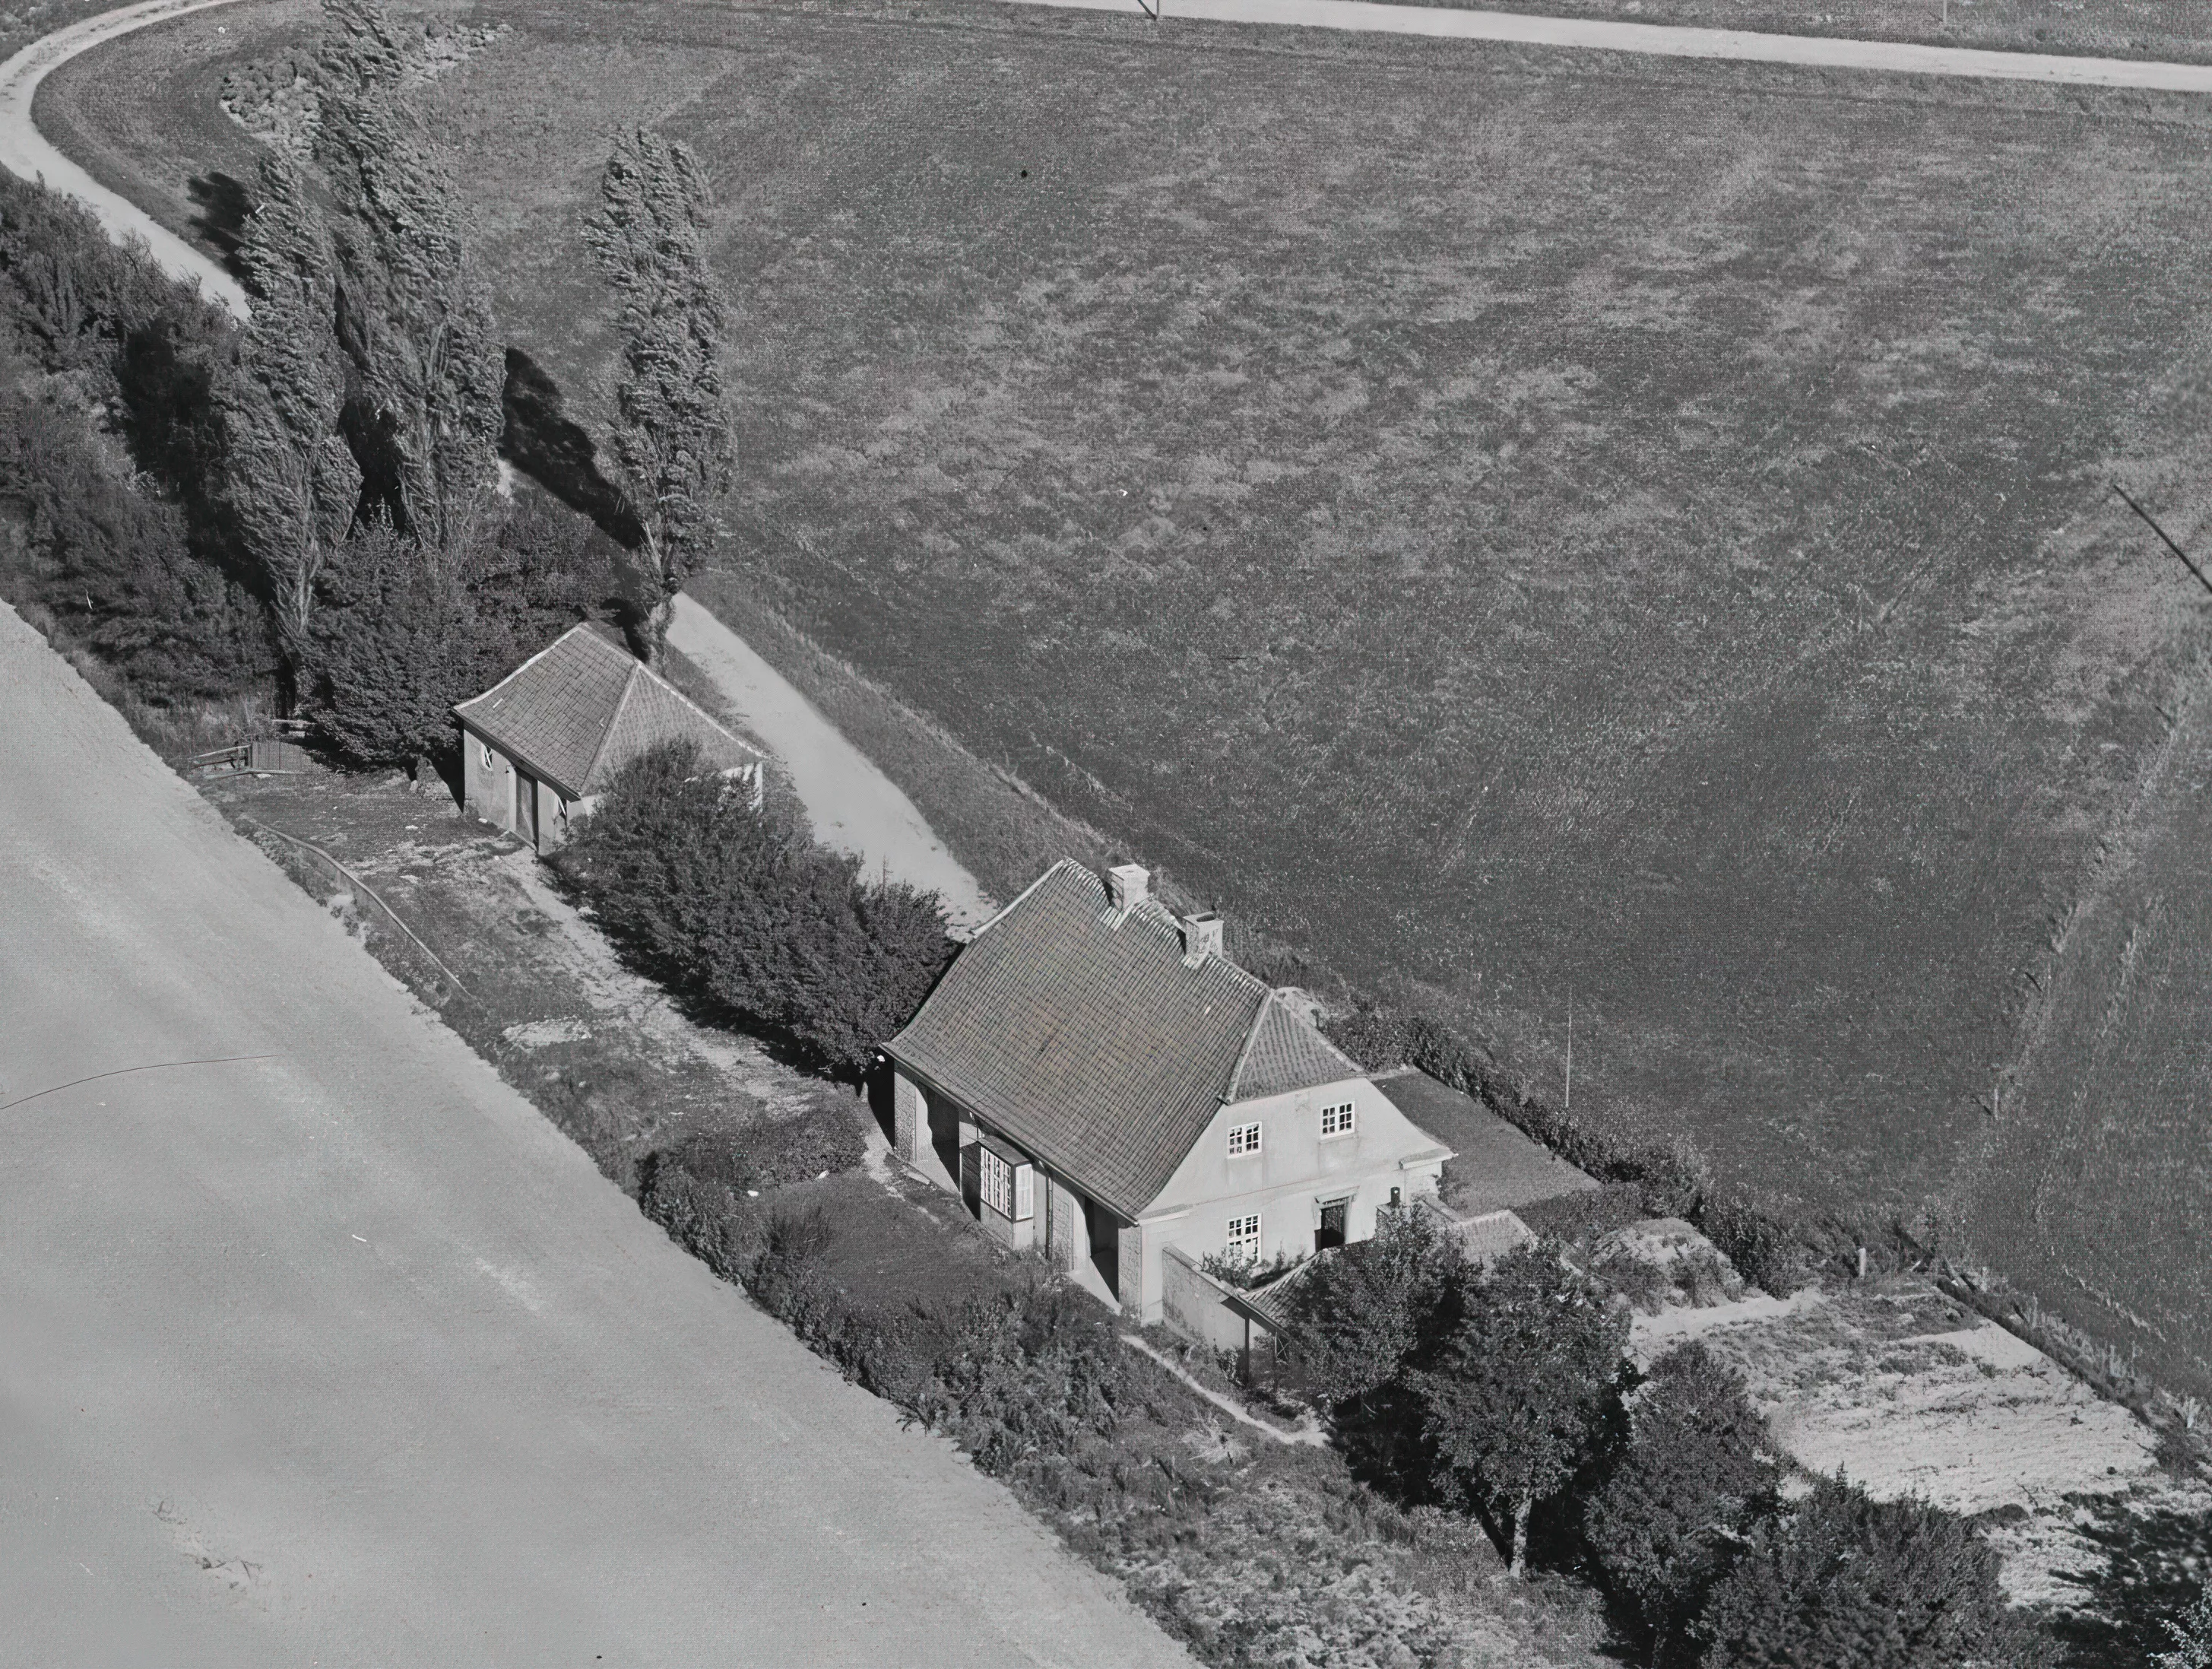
238, 815, 477, 1008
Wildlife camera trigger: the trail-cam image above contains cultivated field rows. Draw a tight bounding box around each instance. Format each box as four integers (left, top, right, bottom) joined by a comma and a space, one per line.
1638, 1276, 2212, 1608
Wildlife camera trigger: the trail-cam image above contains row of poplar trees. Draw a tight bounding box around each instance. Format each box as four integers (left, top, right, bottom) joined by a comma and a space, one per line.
220, 0, 733, 770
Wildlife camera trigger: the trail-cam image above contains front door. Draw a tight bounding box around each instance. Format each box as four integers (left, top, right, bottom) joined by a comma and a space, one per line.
1317, 1197, 1349, 1251
515, 769, 538, 847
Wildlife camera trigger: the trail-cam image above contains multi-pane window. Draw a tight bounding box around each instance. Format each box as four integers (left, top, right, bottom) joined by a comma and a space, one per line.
1226, 1213, 1263, 1264
1320, 1101, 1356, 1138
979, 1146, 1035, 1220
1227, 1122, 1263, 1157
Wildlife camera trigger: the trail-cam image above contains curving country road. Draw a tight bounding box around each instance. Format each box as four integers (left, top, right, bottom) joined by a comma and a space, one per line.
7, 0, 2212, 328
0, 0, 249, 314
0, 598, 1192, 1665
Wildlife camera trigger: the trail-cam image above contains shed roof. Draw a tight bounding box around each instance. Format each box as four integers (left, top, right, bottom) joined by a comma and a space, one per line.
883, 859, 1365, 1219
452, 623, 759, 800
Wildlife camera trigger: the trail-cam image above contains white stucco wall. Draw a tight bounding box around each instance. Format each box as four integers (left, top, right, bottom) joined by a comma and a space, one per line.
1145, 1075, 1448, 1277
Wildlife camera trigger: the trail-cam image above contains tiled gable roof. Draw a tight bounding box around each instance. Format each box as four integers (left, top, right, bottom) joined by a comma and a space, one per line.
1225, 991, 1363, 1103
452, 624, 758, 799
883, 860, 1279, 1220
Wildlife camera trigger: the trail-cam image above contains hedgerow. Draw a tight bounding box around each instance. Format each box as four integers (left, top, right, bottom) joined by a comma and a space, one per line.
1321, 999, 1928, 1297
633, 1134, 1574, 1668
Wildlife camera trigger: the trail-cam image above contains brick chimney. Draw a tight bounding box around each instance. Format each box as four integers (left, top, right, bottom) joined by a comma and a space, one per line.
1106, 863, 1150, 912
1180, 910, 1224, 962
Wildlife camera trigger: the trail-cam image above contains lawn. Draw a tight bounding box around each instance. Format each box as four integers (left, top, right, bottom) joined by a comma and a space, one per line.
40, 0, 2212, 1395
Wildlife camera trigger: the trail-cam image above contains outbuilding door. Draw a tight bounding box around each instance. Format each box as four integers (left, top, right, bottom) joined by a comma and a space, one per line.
515, 769, 538, 848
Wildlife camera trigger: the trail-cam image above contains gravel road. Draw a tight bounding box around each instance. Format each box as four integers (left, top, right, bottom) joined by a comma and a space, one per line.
0, 0, 248, 313
667, 593, 997, 931
0, 599, 1190, 1665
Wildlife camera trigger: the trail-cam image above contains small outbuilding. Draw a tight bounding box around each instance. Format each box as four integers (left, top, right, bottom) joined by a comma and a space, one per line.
453, 623, 763, 852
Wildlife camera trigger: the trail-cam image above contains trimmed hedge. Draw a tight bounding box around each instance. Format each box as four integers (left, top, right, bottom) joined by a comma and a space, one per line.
556, 739, 956, 1078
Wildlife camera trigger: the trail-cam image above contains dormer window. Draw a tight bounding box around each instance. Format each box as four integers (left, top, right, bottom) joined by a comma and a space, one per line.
1320, 1101, 1355, 1138
1227, 1122, 1263, 1157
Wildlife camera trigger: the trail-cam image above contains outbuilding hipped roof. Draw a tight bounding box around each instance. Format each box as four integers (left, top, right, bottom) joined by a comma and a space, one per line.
452, 623, 759, 800
883, 859, 1366, 1219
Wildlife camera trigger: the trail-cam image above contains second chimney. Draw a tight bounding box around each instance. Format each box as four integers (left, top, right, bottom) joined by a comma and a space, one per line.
1106, 863, 1151, 912
1180, 910, 1224, 962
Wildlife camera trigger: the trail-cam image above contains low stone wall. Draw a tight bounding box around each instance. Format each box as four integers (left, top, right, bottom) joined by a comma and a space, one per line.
1162, 1245, 1255, 1356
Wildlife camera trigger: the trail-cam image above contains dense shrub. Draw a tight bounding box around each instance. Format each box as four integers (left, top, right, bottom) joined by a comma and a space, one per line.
1699, 1476, 2055, 1669
0, 173, 232, 386
0, 380, 274, 706
1583, 1342, 1776, 1664
911, 1283, 1142, 1483
0, 176, 271, 720
558, 739, 955, 1077
306, 495, 626, 770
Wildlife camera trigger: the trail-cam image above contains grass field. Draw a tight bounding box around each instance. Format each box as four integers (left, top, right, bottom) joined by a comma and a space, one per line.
40, 0, 2212, 1395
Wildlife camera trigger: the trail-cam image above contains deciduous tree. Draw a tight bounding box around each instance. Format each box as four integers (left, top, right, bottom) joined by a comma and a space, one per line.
312, 34, 502, 555
1289, 1201, 1460, 1407
218, 154, 360, 670
2157, 1583, 2212, 1669
1412, 1241, 1626, 1577
1582, 1341, 1776, 1664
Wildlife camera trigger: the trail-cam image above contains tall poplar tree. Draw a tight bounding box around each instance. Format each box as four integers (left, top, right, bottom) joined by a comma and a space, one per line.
584, 126, 734, 646
218, 153, 360, 673
312, 35, 503, 557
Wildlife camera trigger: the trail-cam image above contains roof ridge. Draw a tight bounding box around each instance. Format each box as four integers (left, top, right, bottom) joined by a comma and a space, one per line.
1222, 988, 1284, 1105
633, 656, 762, 762
968, 856, 1089, 940
576, 660, 648, 796
452, 621, 601, 719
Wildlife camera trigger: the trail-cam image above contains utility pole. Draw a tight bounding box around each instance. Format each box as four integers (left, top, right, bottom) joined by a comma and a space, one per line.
1565, 992, 1573, 1113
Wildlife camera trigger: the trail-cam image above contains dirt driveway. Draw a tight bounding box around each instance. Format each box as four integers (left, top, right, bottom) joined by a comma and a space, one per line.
667, 593, 996, 931
0, 601, 1189, 1665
